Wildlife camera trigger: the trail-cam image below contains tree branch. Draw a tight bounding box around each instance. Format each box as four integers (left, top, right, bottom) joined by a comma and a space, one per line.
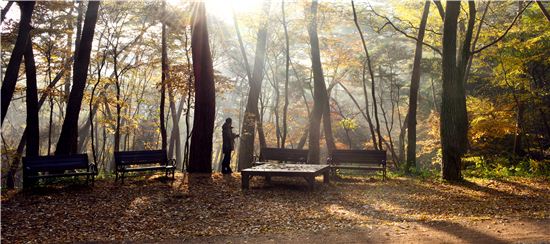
433, 0, 445, 21
472, 1, 532, 54
536, 0, 550, 22
369, 3, 442, 56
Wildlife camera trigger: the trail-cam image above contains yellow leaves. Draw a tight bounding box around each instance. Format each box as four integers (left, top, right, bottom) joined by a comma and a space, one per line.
467, 96, 515, 145
338, 118, 358, 131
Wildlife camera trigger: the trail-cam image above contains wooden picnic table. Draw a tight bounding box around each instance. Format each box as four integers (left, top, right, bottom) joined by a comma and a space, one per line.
241, 163, 330, 190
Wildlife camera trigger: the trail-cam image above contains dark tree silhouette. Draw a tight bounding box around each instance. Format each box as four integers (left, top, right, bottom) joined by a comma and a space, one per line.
160, 0, 168, 154
24, 38, 39, 157
55, 1, 100, 155
440, 1, 463, 180
1, 1, 35, 125
188, 2, 215, 173
405, 1, 430, 172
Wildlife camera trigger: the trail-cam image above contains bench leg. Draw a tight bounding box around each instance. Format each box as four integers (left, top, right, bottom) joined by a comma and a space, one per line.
92, 174, 95, 186
241, 173, 250, 189
265, 176, 271, 184
86, 175, 89, 185
121, 171, 125, 184
115, 171, 119, 182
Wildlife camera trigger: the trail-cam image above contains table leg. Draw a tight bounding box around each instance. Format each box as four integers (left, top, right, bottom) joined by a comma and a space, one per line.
242, 173, 250, 189
323, 171, 330, 184
304, 176, 315, 191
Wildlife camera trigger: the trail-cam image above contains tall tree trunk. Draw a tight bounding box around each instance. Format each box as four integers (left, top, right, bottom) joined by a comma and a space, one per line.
160, 1, 168, 154
237, 1, 270, 170
440, 1, 462, 181
405, 1, 430, 173
1, 1, 35, 125
23, 23, 39, 187
56, 1, 100, 155
188, 2, 215, 173
307, 0, 331, 164
182, 27, 193, 171
90, 48, 106, 173
24, 38, 39, 158
113, 51, 122, 153
352, 1, 379, 150
281, 0, 290, 149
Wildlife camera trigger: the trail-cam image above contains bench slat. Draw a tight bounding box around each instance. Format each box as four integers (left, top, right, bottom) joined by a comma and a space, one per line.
24, 154, 90, 172
259, 148, 309, 163
329, 150, 387, 180
114, 150, 176, 183
330, 150, 387, 165
114, 150, 168, 165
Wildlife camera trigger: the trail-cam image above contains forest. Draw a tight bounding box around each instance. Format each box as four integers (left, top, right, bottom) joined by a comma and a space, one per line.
1, 0, 549, 243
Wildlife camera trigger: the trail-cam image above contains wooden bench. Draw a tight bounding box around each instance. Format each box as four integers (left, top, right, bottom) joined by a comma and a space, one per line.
23, 154, 97, 188
114, 150, 175, 183
254, 147, 309, 165
328, 150, 387, 180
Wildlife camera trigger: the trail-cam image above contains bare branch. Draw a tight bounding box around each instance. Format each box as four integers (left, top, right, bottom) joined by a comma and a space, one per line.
433, 0, 445, 21
369, 3, 443, 56
472, 1, 532, 54
536, 0, 550, 22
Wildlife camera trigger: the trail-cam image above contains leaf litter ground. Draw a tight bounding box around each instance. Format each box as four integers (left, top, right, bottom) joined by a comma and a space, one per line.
2, 173, 549, 243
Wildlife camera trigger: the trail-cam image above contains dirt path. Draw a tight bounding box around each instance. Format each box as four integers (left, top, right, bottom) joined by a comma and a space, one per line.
178, 218, 550, 244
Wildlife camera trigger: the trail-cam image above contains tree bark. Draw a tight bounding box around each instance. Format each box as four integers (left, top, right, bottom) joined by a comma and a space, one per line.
24, 37, 39, 158
440, 1, 462, 181
160, 1, 168, 154
237, 1, 270, 170
188, 2, 215, 173
56, 1, 100, 155
1, 1, 35, 125
405, 1, 430, 173
307, 0, 331, 164
281, 0, 290, 149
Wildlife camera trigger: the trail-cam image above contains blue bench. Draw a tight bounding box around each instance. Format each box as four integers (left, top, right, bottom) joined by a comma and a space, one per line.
23, 154, 97, 188
114, 150, 175, 183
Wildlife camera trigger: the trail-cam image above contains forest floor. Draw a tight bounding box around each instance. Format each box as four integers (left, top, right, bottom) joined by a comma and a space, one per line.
1, 172, 549, 243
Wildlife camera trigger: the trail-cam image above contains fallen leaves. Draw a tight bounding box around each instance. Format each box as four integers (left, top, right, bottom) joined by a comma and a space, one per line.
1, 174, 549, 243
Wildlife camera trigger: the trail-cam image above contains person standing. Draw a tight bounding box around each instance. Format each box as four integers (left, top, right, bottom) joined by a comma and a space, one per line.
222, 118, 239, 174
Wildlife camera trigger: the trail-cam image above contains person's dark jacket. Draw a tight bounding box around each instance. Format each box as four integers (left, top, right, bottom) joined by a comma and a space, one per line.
222, 123, 238, 153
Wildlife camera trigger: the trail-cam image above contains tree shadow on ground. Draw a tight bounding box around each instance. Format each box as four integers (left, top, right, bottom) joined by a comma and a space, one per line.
326, 181, 500, 243
492, 178, 550, 196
